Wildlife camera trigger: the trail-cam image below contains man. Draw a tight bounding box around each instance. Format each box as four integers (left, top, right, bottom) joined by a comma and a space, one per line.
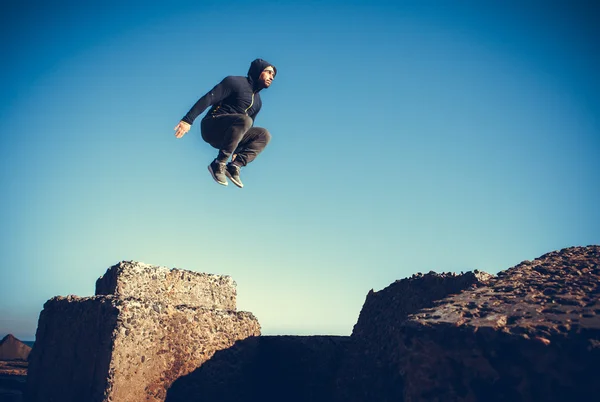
174, 58, 277, 188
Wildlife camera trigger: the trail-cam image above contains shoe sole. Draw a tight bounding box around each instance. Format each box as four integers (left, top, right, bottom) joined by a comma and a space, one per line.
208, 165, 228, 186
225, 170, 244, 188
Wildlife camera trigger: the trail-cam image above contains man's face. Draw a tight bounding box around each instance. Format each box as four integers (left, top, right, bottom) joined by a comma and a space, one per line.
258, 66, 275, 88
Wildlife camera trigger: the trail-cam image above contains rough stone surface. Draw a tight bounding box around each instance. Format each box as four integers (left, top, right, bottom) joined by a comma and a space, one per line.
25, 296, 117, 402
107, 300, 259, 402
96, 261, 237, 310
397, 245, 600, 401
0, 360, 28, 377
335, 270, 492, 401
23, 246, 600, 401
352, 270, 493, 340
166, 335, 351, 402
26, 262, 260, 402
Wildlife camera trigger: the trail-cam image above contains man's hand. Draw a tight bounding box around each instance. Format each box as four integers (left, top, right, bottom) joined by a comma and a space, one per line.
174, 121, 191, 138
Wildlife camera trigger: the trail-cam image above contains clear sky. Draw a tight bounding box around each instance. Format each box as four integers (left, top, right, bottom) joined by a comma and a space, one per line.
1, 0, 599, 340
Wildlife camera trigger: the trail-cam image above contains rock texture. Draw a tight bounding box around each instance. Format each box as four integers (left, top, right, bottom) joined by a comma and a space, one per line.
335, 270, 493, 401
352, 270, 494, 340
166, 335, 351, 402
25, 261, 260, 402
21, 246, 600, 402
0, 335, 32, 361
398, 245, 600, 401
333, 245, 599, 401
95, 261, 237, 310
0, 360, 28, 377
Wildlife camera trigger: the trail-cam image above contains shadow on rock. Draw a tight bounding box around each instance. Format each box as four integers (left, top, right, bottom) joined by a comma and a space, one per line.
166, 335, 351, 402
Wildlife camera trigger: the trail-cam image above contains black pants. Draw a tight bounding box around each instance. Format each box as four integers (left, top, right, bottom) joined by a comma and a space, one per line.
201, 114, 271, 167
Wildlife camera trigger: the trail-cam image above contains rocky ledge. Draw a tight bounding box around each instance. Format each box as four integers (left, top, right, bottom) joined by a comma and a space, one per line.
335, 270, 494, 401
26, 262, 260, 402
399, 246, 600, 401
21, 246, 600, 402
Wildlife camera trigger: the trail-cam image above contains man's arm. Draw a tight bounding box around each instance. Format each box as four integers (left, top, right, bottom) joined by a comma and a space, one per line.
175, 76, 234, 138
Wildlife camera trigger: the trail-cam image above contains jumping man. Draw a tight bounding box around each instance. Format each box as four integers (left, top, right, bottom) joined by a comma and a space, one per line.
174, 58, 277, 188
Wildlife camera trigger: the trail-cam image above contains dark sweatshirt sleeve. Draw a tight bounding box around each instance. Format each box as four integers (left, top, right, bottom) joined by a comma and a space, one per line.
181, 76, 234, 124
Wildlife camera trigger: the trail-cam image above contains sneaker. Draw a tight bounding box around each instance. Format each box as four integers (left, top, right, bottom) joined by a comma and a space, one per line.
225, 163, 244, 188
208, 160, 228, 186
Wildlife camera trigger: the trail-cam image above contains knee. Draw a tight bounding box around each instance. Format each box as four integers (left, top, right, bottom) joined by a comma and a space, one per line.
259, 128, 271, 144
234, 114, 253, 130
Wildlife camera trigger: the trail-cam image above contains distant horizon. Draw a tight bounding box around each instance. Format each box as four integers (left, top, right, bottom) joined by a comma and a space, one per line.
3, 243, 600, 341
0, 334, 35, 346
0, 332, 35, 343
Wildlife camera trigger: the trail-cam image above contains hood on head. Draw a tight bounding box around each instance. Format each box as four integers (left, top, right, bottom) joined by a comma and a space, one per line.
248, 58, 277, 89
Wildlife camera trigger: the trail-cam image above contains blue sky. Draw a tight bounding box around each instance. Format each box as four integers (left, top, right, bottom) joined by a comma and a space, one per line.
1, 0, 599, 340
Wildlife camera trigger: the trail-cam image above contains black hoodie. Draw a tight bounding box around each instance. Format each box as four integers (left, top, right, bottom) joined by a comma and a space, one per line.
182, 58, 277, 125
